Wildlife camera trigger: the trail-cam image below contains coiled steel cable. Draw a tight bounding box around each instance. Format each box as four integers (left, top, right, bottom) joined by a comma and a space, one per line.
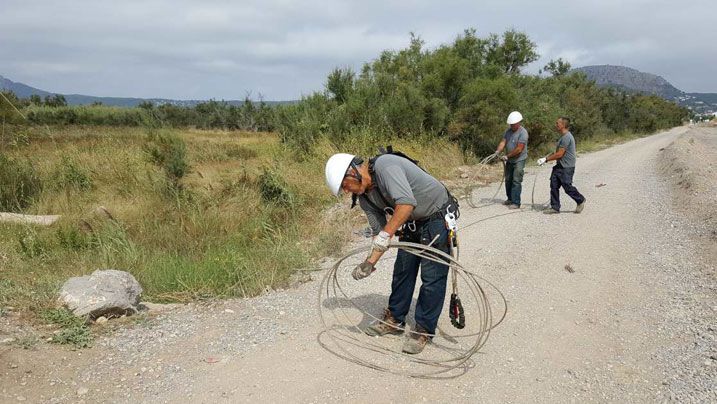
318, 241, 507, 378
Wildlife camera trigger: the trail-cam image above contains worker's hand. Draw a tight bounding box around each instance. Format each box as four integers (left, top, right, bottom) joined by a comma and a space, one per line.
500, 155, 508, 162
537, 157, 547, 166
352, 261, 375, 280
372, 230, 391, 252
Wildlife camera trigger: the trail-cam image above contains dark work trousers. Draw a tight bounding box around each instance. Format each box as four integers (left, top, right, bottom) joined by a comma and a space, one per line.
504, 160, 526, 205
550, 164, 585, 211
388, 217, 450, 335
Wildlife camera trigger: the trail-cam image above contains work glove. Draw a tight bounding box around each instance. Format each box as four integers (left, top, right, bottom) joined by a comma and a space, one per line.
372, 230, 391, 252
352, 261, 375, 280
537, 157, 547, 166
500, 155, 508, 162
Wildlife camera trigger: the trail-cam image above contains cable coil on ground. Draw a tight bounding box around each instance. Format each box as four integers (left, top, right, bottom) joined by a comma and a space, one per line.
318, 241, 507, 379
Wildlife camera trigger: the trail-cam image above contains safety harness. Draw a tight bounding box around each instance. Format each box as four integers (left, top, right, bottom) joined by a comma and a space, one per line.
352, 146, 466, 329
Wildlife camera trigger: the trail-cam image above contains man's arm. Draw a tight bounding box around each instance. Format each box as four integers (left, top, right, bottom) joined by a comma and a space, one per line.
505, 142, 525, 159
366, 204, 414, 265
545, 147, 566, 162
495, 139, 507, 154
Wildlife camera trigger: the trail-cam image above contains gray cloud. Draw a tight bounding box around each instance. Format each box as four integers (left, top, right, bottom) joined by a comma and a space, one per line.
1, 0, 714, 100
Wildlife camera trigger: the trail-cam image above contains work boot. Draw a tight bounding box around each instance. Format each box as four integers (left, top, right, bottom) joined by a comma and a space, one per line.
575, 200, 586, 214
365, 308, 403, 337
402, 325, 431, 354
508, 204, 520, 210
502, 200, 512, 206
543, 207, 560, 214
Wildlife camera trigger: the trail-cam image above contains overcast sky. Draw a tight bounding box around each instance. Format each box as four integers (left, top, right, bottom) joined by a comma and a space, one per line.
1, 0, 714, 100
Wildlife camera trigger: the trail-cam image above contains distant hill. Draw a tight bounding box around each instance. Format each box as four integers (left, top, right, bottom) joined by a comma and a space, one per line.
0, 75, 295, 107
1, 74, 53, 99
573, 65, 717, 114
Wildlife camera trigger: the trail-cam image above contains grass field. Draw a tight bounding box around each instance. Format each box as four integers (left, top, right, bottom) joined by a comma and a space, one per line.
0, 125, 467, 320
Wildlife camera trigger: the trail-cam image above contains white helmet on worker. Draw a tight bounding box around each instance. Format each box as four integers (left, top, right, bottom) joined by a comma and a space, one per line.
325, 153, 356, 196
506, 111, 523, 125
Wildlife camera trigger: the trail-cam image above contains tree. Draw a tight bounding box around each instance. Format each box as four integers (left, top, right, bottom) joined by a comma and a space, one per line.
44, 94, 67, 107
138, 101, 155, 110
543, 58, 571, 77
326, 67, 354, 104
487, 29, 539, 74
452, 28, 491, 77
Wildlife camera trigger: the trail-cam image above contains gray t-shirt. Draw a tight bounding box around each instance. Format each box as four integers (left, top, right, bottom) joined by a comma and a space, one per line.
556, 131, 577, 168
503, 126, 529, 163
359, 154, 449, 235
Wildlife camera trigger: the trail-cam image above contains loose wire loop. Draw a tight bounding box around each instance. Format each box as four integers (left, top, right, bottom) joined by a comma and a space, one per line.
465, 152, 548, 211
318, 241, 507, 379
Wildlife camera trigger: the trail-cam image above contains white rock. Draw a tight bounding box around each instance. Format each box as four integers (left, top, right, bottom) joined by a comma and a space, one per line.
58, 269, 143, 318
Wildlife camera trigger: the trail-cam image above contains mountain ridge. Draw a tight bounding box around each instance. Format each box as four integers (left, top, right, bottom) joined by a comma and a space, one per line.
573, 65, 716, 114
0, 75, 294, 107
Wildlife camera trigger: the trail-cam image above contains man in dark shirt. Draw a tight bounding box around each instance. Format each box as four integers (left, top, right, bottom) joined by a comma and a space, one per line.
538, 117, 586, 214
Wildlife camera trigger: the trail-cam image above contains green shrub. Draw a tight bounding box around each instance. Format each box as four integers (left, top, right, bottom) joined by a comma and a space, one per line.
144, 130, 189, 186
41, 308, 92, 348
258, 167, 295, 206
56, 226, 92, 251
55, 156, 93, 191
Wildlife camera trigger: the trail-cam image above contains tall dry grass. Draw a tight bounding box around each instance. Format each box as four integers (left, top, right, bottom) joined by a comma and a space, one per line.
0, 125, 467, 318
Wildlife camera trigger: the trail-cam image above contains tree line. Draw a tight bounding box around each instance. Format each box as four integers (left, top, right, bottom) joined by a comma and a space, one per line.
2, 28, 689, 155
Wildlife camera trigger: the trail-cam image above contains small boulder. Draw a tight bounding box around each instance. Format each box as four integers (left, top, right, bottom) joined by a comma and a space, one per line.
58, 269, 143, 319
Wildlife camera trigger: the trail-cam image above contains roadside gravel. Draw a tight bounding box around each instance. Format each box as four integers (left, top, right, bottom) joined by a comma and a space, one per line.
1, 125, 715, 403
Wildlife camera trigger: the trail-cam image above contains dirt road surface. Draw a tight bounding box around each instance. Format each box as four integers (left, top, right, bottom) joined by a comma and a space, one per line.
2, 126, 716, 403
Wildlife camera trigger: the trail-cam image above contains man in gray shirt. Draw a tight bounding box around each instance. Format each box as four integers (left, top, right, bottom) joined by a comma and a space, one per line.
537, 117, 586, 214
495, 111, 529, 209
324, 151, 456, 354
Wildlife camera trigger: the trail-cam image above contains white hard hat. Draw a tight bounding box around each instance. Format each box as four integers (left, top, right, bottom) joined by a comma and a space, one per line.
325, 153, 355, 196
507, 111, 523, 125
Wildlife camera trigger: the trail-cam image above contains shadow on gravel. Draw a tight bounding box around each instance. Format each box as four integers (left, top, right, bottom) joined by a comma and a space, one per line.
322, 294, 420, 332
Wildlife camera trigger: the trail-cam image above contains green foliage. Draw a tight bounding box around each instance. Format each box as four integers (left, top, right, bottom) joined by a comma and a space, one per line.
41, 308, 92, 348
22, 98, 278, 132
144, 130, 189, 186
1, 91, 26, 124
543, 58, 571, 77
44, 94, 67, 107
0, 153, 42, 212
487, 29, 540, 74
258, 167, 295, 206
53, 325, 93, 348
56, 226, 92, 251
326, 68, 354, 104
274, 27, 688, 156
18, 226, 50, 258
54, 156, 93, 191
453, 76, 518, 155
41, 307, 85, 327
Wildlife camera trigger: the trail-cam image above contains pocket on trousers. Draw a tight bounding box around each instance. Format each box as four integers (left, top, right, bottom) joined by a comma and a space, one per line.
421, 220, 450, 253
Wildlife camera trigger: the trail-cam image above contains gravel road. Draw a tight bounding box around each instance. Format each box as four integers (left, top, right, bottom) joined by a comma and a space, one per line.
2, 125, 715, 403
